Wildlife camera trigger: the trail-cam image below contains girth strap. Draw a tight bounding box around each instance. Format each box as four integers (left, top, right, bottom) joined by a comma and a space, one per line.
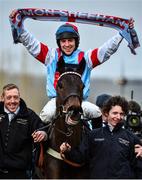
47, 147, 63, 160
47, 147, 84, 167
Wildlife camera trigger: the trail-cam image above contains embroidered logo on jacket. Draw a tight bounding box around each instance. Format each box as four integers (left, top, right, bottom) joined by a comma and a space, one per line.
118, 137, 130, 146
16, 119, 28, 125
94, 138, 105, 141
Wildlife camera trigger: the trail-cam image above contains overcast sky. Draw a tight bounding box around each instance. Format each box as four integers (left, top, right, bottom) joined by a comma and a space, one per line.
0, 0, 142, 80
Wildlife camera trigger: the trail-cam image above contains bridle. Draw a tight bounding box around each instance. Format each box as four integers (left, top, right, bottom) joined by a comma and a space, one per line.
53, 122, 74, 137
58, 71, 81, 81
57, 71, 83, 126
46, 71, 87, 167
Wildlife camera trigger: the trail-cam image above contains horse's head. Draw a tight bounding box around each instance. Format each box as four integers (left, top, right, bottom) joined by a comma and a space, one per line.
56, 71, 84, 126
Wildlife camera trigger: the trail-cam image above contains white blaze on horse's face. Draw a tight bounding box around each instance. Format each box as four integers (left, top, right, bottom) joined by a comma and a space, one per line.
60, 38, 76, 55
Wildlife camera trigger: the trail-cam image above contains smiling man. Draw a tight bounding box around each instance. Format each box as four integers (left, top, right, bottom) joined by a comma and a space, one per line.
0, 83, 47, 179
2, 84, 20, 113
60, 38, 76, 55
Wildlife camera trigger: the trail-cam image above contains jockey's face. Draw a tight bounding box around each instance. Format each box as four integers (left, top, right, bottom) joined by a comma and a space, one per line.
60, 38, 76, 55
2, 88, 20, 112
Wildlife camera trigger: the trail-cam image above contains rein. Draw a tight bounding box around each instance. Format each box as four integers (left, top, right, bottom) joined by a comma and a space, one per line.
55, 125, 73, 137
60, 152, 84, 167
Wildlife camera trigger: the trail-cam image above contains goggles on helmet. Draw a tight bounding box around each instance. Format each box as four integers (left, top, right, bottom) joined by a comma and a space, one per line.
56, 23, 80, 40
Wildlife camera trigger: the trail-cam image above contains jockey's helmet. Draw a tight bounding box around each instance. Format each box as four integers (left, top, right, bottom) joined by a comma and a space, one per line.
55, 23, 80, 50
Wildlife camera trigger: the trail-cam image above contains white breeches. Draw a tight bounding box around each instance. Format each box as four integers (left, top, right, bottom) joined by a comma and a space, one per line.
40, 98, 101, 123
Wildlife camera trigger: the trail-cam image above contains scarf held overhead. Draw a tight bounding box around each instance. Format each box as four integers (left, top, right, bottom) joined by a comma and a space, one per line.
9, 8, 140, 55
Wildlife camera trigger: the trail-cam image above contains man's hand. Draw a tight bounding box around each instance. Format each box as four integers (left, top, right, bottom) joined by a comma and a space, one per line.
128, 17, 134, 29
32, 130, 47, 143
135, 144, 142, 158
60, 142, 71, 158
60, 142, 71, 153
9, 9, 17, 19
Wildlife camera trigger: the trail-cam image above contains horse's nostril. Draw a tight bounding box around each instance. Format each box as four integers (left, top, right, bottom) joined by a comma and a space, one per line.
67, 107, 83, 121
68, 106, 82, 113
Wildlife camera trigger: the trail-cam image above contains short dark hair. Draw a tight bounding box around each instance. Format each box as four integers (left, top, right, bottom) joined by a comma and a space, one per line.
102, 95, 129, 115
2, 83, 19, 97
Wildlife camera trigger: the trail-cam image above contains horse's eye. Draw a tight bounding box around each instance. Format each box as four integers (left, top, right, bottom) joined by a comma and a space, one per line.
82, 83, 85, 90
58, 81, 63, 89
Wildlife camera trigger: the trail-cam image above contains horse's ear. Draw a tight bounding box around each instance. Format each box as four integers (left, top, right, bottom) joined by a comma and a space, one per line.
57, 57, 66, 74
77, 58, 86, 75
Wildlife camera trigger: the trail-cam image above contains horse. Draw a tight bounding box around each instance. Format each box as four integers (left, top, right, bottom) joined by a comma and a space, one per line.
37, 58, 89, 179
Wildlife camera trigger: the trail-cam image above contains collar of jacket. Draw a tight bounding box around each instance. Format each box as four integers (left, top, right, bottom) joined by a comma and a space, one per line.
105, 121, 124, 132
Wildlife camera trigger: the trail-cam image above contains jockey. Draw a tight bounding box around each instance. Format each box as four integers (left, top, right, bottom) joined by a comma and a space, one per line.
39, 23, 102, 123
9, 11, 134, 124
